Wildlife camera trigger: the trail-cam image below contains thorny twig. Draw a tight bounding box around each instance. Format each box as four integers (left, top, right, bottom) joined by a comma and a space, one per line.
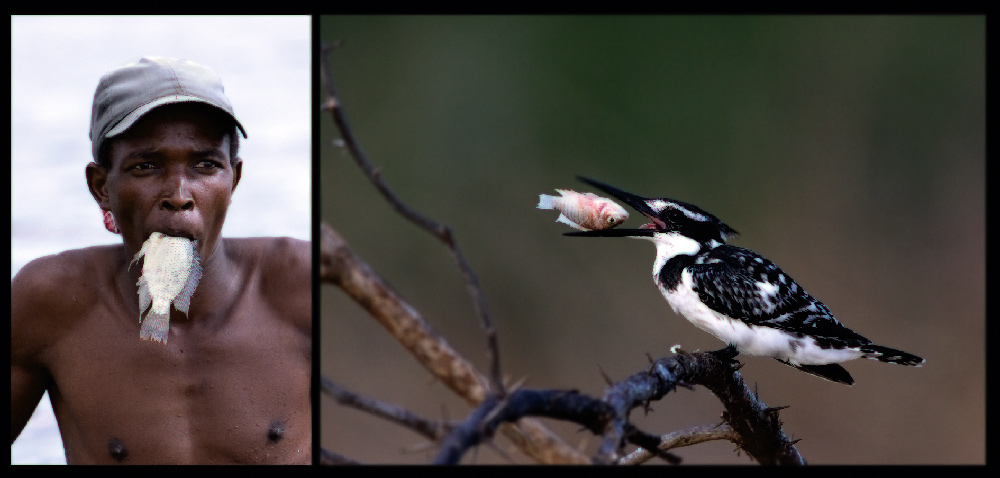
607, 352, 805, 465
321, 376, 451, 442
618, 423, 736, 465
431, 389, 680, 465
320, 41, 504, 400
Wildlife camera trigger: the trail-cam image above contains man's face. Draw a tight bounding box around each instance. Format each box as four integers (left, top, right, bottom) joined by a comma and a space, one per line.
89, 103, 242, 262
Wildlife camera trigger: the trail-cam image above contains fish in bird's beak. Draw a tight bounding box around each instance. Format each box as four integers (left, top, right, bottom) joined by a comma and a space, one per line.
564, 176, 663, 237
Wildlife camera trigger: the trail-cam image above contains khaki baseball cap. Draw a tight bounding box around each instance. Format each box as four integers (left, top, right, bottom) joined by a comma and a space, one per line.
89, 56, 247, 161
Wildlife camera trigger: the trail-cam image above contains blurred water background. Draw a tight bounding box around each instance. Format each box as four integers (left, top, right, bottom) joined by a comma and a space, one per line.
11, 15, 311, 464
320, 16, 984, 464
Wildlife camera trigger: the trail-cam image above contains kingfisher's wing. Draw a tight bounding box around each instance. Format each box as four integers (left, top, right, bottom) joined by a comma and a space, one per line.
779, 360, 855, 385
684, 245, 870, 349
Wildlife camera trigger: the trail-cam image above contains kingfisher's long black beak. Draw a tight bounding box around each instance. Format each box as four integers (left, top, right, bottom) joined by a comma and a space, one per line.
563, 176, 662, 238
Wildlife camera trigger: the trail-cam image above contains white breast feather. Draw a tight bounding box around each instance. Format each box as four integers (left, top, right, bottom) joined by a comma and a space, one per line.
660, 269, 863, 365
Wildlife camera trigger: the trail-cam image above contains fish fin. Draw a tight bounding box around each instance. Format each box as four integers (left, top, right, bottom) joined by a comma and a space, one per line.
140, 309, 170, 343
137, 277, 152, 322
129, 248, 145, 272
537, 194, 556, 210
129, 234, 157, 271
172, 258, 203, 317
556, 214, 586, 230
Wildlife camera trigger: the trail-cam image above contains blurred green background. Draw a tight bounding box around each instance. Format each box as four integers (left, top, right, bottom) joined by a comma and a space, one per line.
320, 15, 983, 464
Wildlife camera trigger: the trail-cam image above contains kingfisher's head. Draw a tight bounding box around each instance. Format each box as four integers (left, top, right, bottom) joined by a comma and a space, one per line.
564, 176, 737, 248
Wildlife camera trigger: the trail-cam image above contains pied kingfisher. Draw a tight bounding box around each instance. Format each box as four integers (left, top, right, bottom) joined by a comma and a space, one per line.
566, 176, 924, 385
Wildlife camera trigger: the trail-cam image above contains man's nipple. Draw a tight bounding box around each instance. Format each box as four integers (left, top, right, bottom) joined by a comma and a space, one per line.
108, 436, 128, 462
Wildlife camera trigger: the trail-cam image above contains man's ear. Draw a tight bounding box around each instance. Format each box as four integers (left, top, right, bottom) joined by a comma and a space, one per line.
85, 162, 111, 210
231, 156, 243, 192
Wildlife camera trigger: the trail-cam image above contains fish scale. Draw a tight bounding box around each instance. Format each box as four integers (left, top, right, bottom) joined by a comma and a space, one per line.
130, 232, 202, 343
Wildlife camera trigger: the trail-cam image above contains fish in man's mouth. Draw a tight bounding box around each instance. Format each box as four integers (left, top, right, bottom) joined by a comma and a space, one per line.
130, 232, 202, 343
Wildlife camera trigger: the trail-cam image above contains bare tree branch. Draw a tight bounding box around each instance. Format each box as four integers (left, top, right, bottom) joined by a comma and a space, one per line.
430, 350, 804, 465
683, 350, 806, 465
321, 223, 484, 401
320, 41, 503, 399
321, 376, 450, 442
618, 423, 736, 465
320, 448, 360, 465
321, 222, 590, 464
432, 389, 680, 465
599, 349, 806, 465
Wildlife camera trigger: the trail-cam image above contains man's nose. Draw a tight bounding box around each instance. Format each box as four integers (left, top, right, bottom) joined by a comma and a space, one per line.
161, 175, 194, 211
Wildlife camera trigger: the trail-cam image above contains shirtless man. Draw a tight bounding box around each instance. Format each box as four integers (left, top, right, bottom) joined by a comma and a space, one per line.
10, 57, 311, 464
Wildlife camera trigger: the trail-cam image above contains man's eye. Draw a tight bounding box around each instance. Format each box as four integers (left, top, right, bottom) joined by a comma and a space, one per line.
195, 160, 222, 169
132, 162, 156, 171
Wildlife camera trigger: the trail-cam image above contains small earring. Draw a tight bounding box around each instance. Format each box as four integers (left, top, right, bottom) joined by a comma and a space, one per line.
103, 209, 120, 234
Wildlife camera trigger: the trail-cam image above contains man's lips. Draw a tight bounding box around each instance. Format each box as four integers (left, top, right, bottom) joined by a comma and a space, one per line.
146, 214, 199, 241
151, 228, 196, 241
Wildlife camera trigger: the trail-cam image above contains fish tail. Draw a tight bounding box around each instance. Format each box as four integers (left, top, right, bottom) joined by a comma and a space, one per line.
537, 194, 557, 210
140, 309, 170, 343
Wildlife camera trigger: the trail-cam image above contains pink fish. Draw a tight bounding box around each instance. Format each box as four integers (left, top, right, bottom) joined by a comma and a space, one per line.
537, 189, 629, 231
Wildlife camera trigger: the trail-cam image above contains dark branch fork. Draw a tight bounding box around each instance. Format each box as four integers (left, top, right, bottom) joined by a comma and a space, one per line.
429, 351, 804, 465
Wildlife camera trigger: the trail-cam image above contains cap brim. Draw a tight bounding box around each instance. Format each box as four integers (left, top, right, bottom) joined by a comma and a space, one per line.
105, 95, 247, 139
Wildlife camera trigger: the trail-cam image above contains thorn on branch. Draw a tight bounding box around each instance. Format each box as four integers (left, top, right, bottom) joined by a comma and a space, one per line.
597, 364, 614, 386
764, 405, 790, 417
322, 97, 337, 112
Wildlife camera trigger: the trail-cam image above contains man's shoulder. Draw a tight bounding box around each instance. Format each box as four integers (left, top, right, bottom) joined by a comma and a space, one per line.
222, 237, 310, 288
223, 236, 309, 252
13, 245, 124, 300
11, 245, 125, 355
223, 237, 311, 330
223, 237, 310, 269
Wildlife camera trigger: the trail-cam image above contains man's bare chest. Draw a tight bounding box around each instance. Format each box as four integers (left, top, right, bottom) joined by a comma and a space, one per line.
44, 294, 311, 464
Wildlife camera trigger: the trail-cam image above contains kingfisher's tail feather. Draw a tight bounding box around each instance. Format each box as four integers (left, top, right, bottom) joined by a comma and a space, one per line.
860, 345, 924, 366
778, 359, 855, 386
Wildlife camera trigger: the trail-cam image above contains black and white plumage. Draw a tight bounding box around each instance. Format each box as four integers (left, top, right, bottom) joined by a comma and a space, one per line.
566, 176, 924, 385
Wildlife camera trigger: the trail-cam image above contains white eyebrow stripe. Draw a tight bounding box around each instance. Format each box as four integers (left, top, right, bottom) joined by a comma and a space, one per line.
647, 199, 669, 212
672, 203, 707, 222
